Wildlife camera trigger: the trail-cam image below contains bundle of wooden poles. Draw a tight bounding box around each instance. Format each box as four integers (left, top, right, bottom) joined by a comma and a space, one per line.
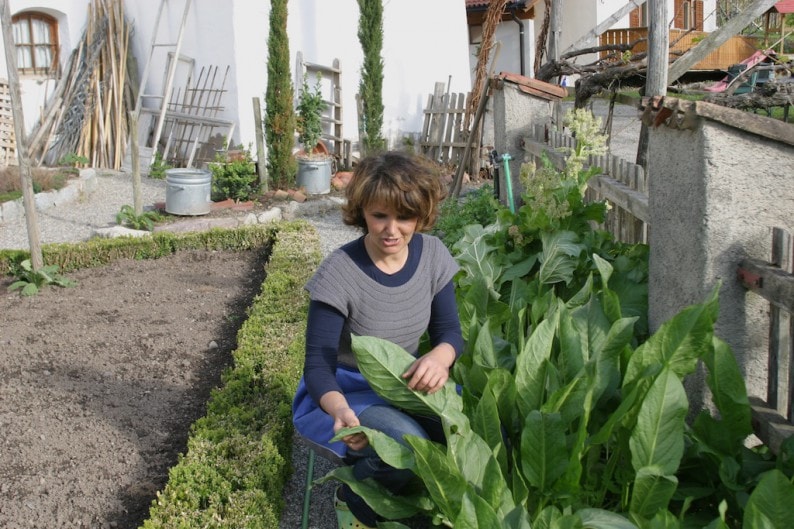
27, 0, 134, 169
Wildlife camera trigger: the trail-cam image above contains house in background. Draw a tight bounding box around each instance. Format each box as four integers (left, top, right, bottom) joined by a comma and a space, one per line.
463, 0, 753, 84
0, 0, 471, 168
464, 0, 537, 80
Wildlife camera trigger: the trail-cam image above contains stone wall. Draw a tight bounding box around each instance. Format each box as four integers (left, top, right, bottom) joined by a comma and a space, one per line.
646, 98, 794, 407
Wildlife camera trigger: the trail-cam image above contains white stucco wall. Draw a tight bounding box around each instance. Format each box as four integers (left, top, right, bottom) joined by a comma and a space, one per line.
467, 16, 534, 81
1, 0, 471, 161
287, 0, 471, 151
1, 0, 90, 138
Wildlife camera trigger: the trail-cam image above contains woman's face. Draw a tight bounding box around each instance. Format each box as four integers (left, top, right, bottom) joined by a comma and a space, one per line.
362, 202, 418, 259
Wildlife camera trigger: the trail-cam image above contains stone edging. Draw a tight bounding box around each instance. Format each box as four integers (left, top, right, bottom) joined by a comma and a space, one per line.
0, 168, 98, 225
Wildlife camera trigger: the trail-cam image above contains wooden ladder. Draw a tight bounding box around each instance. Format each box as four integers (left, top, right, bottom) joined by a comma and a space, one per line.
295, 52, 346, 163
133, 0, 193, 167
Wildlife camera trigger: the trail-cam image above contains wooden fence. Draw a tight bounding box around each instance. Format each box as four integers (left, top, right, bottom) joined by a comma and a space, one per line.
419, 81, 473, 168
522, 124, 649, 245
739, 227, 794, 453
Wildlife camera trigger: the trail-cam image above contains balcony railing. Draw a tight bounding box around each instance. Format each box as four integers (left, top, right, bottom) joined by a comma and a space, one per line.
600, 28, 760, 71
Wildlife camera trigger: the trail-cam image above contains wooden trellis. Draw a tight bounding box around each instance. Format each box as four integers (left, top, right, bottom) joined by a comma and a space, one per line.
0, 80, 16, 166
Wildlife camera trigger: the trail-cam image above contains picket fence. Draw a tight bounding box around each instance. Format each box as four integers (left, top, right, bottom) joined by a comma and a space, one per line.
522, 124, 649, 245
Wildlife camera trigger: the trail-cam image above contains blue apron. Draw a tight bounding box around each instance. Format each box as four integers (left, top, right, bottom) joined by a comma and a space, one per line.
292, 366, 388, 459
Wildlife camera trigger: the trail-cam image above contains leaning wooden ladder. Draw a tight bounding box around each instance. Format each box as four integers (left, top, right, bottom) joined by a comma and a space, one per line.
133, 0, 192, 167
295, 52, 348, 166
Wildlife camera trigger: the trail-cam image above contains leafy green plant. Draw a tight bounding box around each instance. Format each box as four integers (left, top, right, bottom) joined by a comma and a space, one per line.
209, 147, 258, 202
58, 153, 89, 168
432, 184, 499, 248
339, 283, 794, 528
148, 152, 173, 180
296, 73, 327, 157
116, 204, 162, 231
8, 259, 77, 296
318, 109, 794, 527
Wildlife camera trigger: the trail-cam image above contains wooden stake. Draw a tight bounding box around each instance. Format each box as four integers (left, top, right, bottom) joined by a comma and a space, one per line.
0, 0, 42, 269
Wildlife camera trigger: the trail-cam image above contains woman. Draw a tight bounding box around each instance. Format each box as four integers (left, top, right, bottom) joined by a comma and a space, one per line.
292, 151, 464, 528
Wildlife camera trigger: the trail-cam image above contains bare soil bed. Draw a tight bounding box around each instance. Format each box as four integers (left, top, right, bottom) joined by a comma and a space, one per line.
0, 248, 268, 529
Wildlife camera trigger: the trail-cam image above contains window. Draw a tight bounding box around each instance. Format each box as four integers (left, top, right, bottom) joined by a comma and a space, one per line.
469, 24, 483, 45
682, 1, 692, 30
12, 12, 58, 76
639, 4, 648, 26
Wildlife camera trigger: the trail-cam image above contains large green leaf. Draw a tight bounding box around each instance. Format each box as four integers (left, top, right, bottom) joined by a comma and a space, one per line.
629, 466, 678, 520
515, 311, 560, 417
520, 410, 568, 491
743, 469, 794, 529
350, 335, 465, 425
697, 336, 752, 453
406, 435, 467, 519
472, 382, 509, 473
331, 425, 414, 470
455, 223, 504, 294
448, 427, 501, 489
318, 465, 428, 520
539, 230, 584, 285
630, 368, 687, 474
624, 288, 718, 388
454, 491, 503, 529
577, 508, 638, 529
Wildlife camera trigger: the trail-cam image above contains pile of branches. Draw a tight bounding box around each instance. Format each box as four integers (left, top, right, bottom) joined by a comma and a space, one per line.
705, 79, 794, 114
535, 39, 650, 108
27, 0, 135, 169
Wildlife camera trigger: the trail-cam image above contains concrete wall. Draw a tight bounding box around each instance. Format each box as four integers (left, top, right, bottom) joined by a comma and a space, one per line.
489, 77, 559, 209
647, 100, 794, 405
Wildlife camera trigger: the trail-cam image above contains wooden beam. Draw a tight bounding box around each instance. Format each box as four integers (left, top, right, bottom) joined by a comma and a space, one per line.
750, 397, 794, 454
739, 258, 794, 313
668, 0, 779, 83
562, 0, 647, 55
588, 174, 650, 222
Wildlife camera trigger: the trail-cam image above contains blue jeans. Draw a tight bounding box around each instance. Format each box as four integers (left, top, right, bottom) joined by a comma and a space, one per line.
340, 405, 444, 526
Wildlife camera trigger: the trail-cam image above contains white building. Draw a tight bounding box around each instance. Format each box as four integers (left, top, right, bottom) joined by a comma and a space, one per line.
0, 0, 472, 166
466, 0, 718, 80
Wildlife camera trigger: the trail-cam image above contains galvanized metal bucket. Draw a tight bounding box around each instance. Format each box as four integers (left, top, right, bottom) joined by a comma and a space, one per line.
165, 168, 212, 215
296, 158, 332, 195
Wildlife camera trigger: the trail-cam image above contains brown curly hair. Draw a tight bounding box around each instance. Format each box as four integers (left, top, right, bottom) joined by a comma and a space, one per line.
341, 151, 446, 233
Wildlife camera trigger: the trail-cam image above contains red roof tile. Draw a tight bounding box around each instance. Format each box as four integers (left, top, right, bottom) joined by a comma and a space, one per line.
773, 0, 794, 13
465, 0, 538, 9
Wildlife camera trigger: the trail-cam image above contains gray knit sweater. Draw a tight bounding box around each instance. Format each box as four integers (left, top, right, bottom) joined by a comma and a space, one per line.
305, 233, 459, 367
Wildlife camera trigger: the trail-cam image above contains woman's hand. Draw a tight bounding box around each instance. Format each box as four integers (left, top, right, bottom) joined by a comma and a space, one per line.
332, 406, 368, 450
402, 343, 456, 395
321, 391, 369, 451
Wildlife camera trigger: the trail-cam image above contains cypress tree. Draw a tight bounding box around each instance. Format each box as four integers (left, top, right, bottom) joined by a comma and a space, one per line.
265, 0, 297, 188
357, 0, 386, 155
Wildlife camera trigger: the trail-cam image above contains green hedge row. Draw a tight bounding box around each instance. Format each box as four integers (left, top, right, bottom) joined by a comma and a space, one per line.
0, 225, 281, 275
2, 221, 320, 528
140, 220, 320, 528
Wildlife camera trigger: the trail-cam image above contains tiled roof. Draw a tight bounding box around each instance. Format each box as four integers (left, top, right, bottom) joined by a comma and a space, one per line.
773, 0, 794, 14
465, 0, 537, 9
